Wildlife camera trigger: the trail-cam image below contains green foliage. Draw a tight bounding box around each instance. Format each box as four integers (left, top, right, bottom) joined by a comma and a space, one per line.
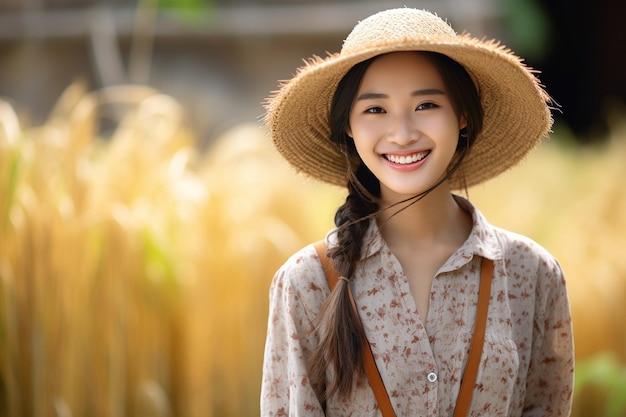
500, 0, 552, 59
158, 0, 215, 24
575, 353, 626, 417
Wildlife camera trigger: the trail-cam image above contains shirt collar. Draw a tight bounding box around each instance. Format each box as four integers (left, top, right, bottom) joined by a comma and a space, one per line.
349, 195, 502, 271
444, 195, 502, 270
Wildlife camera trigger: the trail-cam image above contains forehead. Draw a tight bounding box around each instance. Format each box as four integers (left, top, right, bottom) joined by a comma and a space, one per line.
359, 52, 444, 90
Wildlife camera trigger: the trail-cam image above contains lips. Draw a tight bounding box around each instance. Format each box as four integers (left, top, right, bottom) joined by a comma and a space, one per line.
384, 150, 430, 165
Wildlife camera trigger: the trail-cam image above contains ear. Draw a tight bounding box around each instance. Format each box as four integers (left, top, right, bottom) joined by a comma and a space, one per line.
459, 114, 467, 130
345, 125, 353, 138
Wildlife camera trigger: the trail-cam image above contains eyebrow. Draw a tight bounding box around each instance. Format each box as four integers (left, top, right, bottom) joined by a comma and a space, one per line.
355, 88, 446, 101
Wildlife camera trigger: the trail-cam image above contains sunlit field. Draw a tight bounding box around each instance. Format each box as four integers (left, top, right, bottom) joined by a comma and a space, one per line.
1, 85, 624, 416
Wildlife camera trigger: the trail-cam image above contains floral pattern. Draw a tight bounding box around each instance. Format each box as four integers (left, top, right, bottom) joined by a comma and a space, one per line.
261, 197, 574, 416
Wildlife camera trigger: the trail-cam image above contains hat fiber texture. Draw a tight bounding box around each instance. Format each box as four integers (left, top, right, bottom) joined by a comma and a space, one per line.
265, 8, 553, 189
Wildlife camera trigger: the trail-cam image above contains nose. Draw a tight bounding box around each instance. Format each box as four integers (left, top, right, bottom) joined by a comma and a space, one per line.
388, 112, 419, 145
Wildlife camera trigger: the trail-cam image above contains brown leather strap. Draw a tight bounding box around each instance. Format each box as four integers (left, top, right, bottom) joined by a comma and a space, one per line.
314, 241, 493, 417
314, 240, 340, 288
346, 269, 398, 417
453, 257, 493, 417
313, 241, 397, 417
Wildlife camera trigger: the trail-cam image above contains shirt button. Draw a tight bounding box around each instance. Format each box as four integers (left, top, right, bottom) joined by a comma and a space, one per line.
427, 372, 438, 383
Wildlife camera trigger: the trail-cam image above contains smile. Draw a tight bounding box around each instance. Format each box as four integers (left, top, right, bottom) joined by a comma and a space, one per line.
384, 151, 430, 165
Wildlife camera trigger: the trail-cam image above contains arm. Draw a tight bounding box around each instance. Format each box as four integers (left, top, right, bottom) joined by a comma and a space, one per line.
522, 259, 574, 416
261, 250, 326, 417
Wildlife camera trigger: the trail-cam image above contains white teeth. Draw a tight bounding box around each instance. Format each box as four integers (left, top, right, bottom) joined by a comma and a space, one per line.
386, 151, 429, 165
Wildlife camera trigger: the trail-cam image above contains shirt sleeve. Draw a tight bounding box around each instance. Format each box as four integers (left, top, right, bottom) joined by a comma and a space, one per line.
522, 257, 574, 416
260, 248, 327, 417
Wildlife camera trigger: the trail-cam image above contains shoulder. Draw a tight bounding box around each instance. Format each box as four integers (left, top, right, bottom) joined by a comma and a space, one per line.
461, 197, 560, 277
491, 226, 561, 274
269, 243, 330, 319
467, 198, 562, 278
272, 243, 328, 290
489, 227, 566, 305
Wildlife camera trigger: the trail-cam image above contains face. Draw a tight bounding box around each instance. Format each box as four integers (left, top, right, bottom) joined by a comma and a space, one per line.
347, 52, 466, 203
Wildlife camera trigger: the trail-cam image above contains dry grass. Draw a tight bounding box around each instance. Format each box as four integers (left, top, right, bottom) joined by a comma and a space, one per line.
0, 83, 340, 417
0, 84, 624, 416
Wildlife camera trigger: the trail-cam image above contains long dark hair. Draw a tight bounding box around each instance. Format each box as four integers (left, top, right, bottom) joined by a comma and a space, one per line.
307, 51, 484, 402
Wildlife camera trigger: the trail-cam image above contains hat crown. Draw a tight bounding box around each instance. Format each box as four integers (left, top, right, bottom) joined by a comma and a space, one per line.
341, 8, 456, 55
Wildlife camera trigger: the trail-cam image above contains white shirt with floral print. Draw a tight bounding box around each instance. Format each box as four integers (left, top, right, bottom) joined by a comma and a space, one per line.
261, 197, 574, 416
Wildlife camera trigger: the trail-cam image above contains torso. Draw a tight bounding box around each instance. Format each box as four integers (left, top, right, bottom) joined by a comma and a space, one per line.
377, 194, 474, 320
261, 199, 574, 417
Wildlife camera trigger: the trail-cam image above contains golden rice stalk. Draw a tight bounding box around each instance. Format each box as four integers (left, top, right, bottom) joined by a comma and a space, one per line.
0, 96, 23, 417
0, 81, 341, 417
0, 82, 198, 417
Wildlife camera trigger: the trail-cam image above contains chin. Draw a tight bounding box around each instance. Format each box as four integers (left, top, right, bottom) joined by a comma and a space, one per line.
381, 179, 450, 202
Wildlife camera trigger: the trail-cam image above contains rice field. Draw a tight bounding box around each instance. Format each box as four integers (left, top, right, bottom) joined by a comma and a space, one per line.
0, 84, 624, 416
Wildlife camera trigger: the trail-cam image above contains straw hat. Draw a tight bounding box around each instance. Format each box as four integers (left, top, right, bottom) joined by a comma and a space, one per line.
265, 8, 553, 189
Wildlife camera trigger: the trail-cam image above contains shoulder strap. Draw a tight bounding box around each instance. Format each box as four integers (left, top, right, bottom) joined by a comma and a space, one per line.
313, 240, 493, 417
314, 240, 340, 289
453, 257, 493, 417
313, 241, 397, 417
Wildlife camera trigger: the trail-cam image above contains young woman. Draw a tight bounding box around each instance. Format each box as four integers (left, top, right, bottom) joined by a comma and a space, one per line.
261, 8, 574, 417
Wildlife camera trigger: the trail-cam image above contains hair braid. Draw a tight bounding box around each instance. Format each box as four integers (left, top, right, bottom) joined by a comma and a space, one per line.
307, 166, 378, 402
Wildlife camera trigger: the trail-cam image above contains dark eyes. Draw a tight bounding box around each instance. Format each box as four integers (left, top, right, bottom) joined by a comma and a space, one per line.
365, 106, 385, 114
364, 102, 438, 114
416, 102, 438, 110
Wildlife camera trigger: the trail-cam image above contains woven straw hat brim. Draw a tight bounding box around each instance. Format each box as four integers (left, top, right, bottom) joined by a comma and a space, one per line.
265, 16, 552, 189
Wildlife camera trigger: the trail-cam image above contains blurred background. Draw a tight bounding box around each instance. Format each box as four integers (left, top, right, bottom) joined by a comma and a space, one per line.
0, 0, 625, 416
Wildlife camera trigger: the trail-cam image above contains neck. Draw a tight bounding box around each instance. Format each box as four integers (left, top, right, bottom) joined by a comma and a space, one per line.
377, 186, 472, 249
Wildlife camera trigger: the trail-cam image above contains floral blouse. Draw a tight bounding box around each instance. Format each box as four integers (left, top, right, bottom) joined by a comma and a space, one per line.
261, 197, 574, 416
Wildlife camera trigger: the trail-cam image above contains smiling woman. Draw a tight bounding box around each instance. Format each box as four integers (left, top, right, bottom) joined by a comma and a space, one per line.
262, 7, 573, 417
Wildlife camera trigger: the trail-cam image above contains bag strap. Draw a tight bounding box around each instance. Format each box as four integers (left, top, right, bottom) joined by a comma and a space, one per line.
313, 240, 493, 417
313, 241, 397, 417
453, 257, 493, 417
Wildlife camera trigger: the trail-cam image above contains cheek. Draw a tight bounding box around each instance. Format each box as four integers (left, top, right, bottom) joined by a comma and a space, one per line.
434, 114, 463, 146
351, 136, 381, 172
349, 117, 384, 145
348, 122, 374, 150
351, 136, 370, 160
